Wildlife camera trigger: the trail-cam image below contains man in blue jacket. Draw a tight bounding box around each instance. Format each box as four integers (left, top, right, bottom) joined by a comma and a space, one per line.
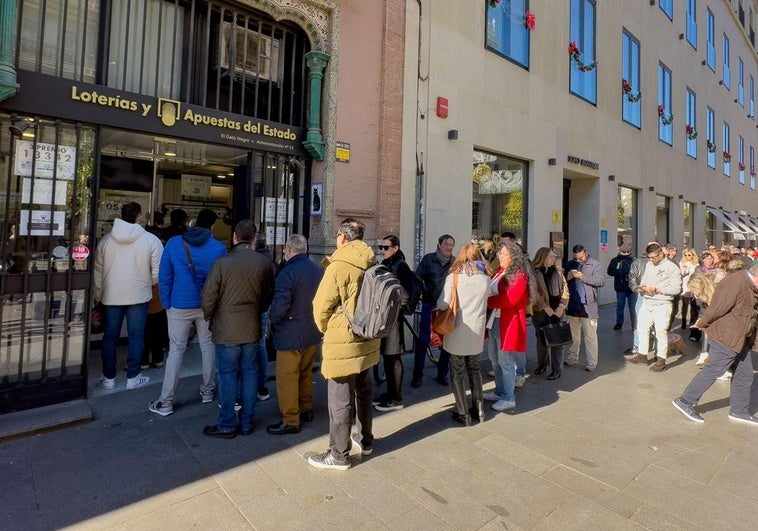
607, 243, 635, 330
149, 209, 227, 416
266, 234, 323, 434
564, 244, 606, 372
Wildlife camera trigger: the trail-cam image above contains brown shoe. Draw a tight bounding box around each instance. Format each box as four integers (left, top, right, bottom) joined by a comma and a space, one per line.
650, 359, 667, 372
628, 354, 649, 364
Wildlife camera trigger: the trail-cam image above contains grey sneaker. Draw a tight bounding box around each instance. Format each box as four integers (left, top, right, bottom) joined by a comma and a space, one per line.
374, 399, 403, 412
126, 373, 150, 390
351, 433, 373, 455
148, 399, 173, 416
97, 375, 116, 390
200, 390, 214, 404
672, 397, 704, 423
308, 450, 351, 470
728, 412, 758, 425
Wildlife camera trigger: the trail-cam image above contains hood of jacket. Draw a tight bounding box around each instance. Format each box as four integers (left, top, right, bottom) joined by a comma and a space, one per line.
328, 240, 376, 271
110, 218, 147, 244
182, 226, 212, 247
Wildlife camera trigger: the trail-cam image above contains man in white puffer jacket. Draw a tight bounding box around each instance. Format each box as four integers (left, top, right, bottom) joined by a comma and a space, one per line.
94, 202, 163, 391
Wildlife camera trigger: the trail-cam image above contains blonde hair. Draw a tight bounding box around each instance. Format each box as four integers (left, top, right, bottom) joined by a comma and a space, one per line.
680, 247, 699, 266
532, 247, 559, 270
687, 272, 715, 305
450, 244, 485, 275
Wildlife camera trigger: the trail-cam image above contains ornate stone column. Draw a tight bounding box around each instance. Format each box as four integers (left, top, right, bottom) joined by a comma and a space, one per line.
302, 50, 330, 161
0, 0, 19, 102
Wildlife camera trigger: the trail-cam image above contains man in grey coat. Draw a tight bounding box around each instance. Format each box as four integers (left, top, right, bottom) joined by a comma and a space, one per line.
563, 244, 606, 371
629, 242, 682, 371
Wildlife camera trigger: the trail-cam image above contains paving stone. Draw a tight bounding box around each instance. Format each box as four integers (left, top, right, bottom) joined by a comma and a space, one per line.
474, 433, 558, 476
531, 494, 647, 531
629, 502, 706, 530
304, 490, 385, 529
386, 506, 456, 530
707, 448, 758, 505
238, 491, 319, 530
654, 449, 726, 485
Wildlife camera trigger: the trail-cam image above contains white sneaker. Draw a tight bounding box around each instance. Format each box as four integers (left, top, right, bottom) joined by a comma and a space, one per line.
695, 352, 709, 367
125, 374, 150, 390
97, 375, 115, 390
515, 376, 526, 388
491, 399, 516, 411
482, 391, 501, 402
200, 390, 214, 404
717, 371, 733, 381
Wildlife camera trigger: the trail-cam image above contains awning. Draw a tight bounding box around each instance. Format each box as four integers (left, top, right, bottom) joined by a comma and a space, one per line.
706, 207, 747, 240
722, 212, 757, 241
739, 215, 758, 237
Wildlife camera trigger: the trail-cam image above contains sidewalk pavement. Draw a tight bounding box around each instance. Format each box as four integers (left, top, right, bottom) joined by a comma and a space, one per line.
2, 305, 758, 530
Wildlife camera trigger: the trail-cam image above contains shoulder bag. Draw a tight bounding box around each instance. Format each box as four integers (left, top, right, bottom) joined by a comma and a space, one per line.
432, 273, 458, 335
538, 316, 573, 348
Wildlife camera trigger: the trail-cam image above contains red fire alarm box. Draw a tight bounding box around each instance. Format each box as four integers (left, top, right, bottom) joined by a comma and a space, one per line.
436, 97, 449, 118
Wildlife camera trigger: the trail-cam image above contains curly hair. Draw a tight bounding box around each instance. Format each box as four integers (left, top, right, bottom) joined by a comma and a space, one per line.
498, 240, 538, 305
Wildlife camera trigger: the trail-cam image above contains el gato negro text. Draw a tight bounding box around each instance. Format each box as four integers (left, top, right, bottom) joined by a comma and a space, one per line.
70, 86, 297, 140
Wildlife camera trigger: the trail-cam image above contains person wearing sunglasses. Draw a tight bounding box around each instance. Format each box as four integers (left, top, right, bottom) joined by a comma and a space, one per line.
373, 235, 416, 412
679, 248, 700, 336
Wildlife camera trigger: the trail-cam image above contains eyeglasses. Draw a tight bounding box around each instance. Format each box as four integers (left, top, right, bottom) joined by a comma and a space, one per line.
378, 245, 392, 250
684, 253, 694, 256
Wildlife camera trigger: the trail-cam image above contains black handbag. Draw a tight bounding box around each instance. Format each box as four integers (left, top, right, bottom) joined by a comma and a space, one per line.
538, 319, 573, 348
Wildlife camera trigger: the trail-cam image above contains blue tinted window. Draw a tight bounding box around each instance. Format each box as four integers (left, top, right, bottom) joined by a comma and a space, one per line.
706, 9, 715, 71
570, 0, 597, 104
486, 0, 530, 68
723, 122, 730, 177
658, 64, 673, 145
722, 35, 730, 89
706, 107, 716, 169
686, 0, 697, 48
660, 0, 673, 20
685, 89, 697, 158
622, 31, 641, 127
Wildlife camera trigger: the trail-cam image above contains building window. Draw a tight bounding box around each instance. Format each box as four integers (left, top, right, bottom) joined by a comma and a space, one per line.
660, 0, 673, 20
106, 0, 184, 99
569, 0, 597, 104
737, 58, 744, 105
683, 201, 694, 248
750, 75, 755, 118
655, 195, 670, 244
658, 64, 673, 145
686, 0, 697, 48
738, 136, 745, 184
706, 9, 716, 71
17, 0, 100, 83
621, 30, 641, 127
751, 146, 756, 190
617, 186, 637, 251
706, 107, 716, 168
723, 122, 730, 177
722, 34, 730, 89
472, 150, 527, 246
685, 88, 697, 158
486, 0, 530, 69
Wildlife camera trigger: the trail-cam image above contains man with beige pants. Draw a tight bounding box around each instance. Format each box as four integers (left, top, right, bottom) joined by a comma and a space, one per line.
266, 234, 324, 435
629, 242, 682, 372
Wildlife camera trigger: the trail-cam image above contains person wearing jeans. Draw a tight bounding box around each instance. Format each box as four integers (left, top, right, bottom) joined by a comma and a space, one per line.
94, 201, 163, 391
673, 264, 758, 425
200, 220, 274, 439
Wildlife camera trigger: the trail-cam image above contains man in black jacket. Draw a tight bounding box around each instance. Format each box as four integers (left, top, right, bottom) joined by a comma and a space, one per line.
412, 234, 455, 388
607, 244, 636, 330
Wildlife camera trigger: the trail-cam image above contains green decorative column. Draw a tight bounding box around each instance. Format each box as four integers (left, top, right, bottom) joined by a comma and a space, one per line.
302, 50, 330, 161
0, 0, 19, 102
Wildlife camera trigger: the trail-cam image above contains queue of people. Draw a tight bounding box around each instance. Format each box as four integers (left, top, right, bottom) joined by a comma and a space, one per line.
94, 203, 758, 473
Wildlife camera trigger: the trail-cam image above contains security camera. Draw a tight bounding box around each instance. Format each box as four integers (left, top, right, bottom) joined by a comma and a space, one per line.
8, 121, 31, 136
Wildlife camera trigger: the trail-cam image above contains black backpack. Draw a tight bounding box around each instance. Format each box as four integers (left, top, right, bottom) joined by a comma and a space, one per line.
342, 264, 406, 339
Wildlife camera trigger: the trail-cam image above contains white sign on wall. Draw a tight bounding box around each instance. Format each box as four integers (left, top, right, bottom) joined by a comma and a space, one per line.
265, 226, 288, 245
20, 210, 66, 236
264, 198, 294, 223
181, 174, 212, 197
21, 178, 69, 206
15, 141, 76, 180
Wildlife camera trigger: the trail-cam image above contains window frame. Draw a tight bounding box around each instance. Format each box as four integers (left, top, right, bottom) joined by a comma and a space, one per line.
484, 0, 531, 69
737, 58, 744, 106
658, 63, 673, 146
706, 107, 716, 169
621, 29, 641, 128
722, 121, 731, 177
722, 34, 731, 89
686, 0, 697, 49
685, 88, 697, 158
706, 9, 716, 71
569, 0, 598, 105
660, 0, 673, 21
738, 136, 745, 184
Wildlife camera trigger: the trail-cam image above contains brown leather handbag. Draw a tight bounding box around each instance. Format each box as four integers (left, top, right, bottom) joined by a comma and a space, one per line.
432, 273, 458, 335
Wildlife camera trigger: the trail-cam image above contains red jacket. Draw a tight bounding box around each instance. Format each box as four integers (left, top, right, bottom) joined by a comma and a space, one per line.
488, 269, 529, 352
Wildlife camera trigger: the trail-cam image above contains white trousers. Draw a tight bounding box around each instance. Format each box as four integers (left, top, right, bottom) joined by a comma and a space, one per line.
636, 301, 672, 359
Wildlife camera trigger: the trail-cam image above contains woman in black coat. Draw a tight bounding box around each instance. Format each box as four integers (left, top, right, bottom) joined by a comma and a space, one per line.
373, 235, 416, 412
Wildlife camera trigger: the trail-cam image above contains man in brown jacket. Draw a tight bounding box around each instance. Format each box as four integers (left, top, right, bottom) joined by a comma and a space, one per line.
308, 218, 380, 470
200, 220, 274, 438
673, 261, 758, 425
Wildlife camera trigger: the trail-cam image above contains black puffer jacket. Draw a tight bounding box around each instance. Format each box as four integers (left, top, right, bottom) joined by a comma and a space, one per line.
416, 251, 454, 304
201, 243, 275, 344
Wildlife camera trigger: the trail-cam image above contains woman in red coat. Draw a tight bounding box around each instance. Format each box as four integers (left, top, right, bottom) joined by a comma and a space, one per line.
485, 240, 536, 412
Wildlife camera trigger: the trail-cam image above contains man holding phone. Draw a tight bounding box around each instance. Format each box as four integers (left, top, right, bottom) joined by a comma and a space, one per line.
564, 244, 605, 371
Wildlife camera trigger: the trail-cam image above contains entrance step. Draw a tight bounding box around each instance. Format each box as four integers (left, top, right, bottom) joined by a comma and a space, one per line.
0, 399, 93, 442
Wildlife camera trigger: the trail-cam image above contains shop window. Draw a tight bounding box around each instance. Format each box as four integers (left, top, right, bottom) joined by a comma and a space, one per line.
655, 194, 670, 244
658, 64, 673, 145
569, 0, 597, 105
485, 0, 530, 69
472, 150, 527, 246
621, 30, 641, 128
17, 0, 100, 83
683, 201, 694, 248
617, 186, 637, 250
686, 0, 697, 49
685, 88, 697, 158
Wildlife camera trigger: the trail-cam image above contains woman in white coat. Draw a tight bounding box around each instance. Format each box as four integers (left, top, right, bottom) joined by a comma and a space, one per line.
436, 244, 490, 426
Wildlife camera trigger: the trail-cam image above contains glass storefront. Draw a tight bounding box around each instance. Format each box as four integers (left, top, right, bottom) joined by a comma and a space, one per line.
617, 186, 637, 250
472, 150, 527, 246
655, 194, 670, 244
683, 201, 694, 247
